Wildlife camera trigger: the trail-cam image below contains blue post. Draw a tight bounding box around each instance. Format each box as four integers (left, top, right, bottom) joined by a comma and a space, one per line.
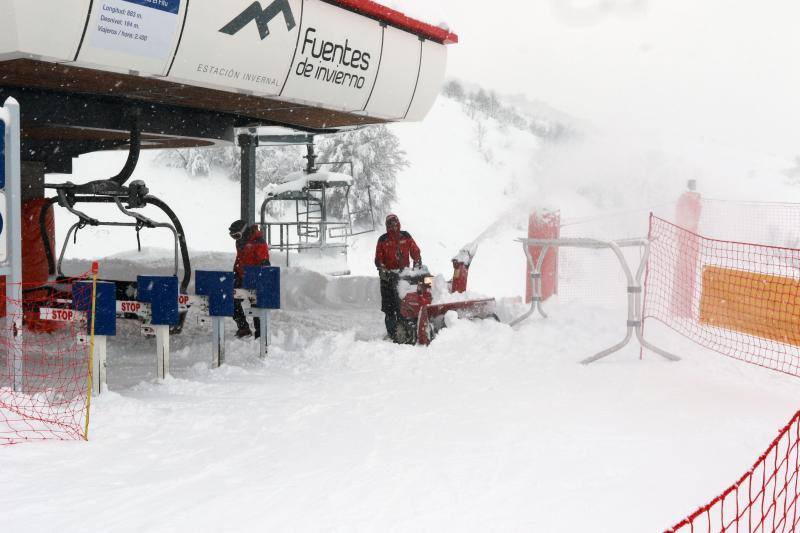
136, 276, 179, 326
195, 271, 235, 367
137, 276, 179, 379
243, 266, 281, 358
74, 281, 116, 394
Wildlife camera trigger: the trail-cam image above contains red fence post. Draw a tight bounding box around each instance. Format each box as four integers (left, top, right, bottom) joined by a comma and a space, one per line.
672, 184, 702, 318
526, 210, 560, 303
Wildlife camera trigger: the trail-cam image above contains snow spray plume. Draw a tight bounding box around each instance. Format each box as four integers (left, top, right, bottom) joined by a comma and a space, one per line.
454, 205, 533, 267
531, 129, 693, 221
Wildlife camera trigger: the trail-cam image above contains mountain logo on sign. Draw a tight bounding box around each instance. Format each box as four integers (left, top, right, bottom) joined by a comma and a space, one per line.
219, 0, 296, 40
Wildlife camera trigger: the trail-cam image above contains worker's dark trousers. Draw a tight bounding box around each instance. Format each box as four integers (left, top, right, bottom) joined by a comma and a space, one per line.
380, 277, 400, 337
233, 298, 261, 336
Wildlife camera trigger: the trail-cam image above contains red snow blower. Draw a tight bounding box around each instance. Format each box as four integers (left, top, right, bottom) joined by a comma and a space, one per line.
391, 246, 497, 345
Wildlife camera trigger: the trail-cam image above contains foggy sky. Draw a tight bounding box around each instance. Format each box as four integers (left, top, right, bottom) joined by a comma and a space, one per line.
392, 0, 800, 160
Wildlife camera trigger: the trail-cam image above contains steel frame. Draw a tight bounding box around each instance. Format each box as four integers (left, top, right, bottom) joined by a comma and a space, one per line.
511, 237, 680, 365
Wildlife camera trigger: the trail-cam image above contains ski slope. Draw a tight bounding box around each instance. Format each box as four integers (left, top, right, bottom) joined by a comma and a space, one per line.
3, 268, 798, 532
3, 96, 799, 532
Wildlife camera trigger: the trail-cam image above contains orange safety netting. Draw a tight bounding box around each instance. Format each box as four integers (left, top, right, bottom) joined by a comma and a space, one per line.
666, 410, 800, 532
0, 275, 93, 445
643, 215, 800, 378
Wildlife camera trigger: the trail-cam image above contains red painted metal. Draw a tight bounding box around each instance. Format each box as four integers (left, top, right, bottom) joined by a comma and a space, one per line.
671, 190, 702, 318
526, 211, 560, 304
400, 289, 432, 320
450, 261, 469, 293
326, 0, 459, 44
416, 298, 496, 346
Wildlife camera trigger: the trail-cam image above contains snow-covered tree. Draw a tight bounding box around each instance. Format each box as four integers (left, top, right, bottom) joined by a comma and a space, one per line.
156, 147, 214, 176
442, 79, 465, 101
316, 125, 408, 228
154, 125, 407, 228
440, 78, 578, 144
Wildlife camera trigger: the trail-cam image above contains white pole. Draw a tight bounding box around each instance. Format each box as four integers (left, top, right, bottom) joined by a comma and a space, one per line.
258, 309, 269, 359
211, 316, 225, 368
93, 335, 107, 396
155, 325, 170, 380
4, 98, 23, 392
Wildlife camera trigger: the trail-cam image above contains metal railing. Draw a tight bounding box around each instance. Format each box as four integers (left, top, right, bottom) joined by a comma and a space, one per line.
261, 221, 350, 268
511, 237, 680, 365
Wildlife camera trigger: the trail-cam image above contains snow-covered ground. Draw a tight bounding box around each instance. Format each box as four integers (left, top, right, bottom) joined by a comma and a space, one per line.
3, 95, 800, 532
3, 273, 798, 532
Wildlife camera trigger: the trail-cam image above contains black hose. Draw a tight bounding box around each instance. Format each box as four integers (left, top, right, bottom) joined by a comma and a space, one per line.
110, 116, 141, 187
39, 197, 60, 276
144, 195, 192, 293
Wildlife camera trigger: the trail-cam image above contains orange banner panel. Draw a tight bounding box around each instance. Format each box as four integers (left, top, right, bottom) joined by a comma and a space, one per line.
700, 266, 800, 346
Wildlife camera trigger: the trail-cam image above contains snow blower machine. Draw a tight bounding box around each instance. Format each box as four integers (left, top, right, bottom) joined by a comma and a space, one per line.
389, 245, 497, 345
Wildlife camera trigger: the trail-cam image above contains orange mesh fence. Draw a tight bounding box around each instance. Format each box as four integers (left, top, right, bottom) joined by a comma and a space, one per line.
0, 275, 92, 445
666, 410, 800, 532
643, 215, 800, 377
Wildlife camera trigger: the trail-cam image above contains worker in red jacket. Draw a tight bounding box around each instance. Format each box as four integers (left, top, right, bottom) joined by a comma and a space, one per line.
229, 220, 271, 338
374, 214, 422, 339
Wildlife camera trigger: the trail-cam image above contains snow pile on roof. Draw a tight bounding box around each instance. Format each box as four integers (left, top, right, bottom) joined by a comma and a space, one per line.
265, 170, 354, 197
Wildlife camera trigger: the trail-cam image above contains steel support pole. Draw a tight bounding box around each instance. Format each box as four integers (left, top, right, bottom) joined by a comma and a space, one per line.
211, 316, 225, 368
5, 99, 23, 392
258, 309, 269, 359
155, 325, 170, 380
93, 335, 107, 396
579, 239, 639, 365
511, 237, 681, 365
509, 244, 550, 327
239, 134, 258, 225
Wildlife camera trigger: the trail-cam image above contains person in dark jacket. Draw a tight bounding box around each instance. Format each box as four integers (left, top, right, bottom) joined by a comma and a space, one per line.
374, 214, 422, 338
229, 220, 270, 338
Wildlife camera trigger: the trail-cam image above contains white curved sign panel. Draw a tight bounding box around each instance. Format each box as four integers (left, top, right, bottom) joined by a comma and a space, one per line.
405, 40, 448, 121
0, 0, 90, 62
0, 0, 450, 125
169, 0, 301, 96
280, 0, 382, 112
363, 26, 421, 120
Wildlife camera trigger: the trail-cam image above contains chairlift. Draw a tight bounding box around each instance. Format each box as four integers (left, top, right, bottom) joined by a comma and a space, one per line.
36, 118, 192, 330
257, 136, 376, 270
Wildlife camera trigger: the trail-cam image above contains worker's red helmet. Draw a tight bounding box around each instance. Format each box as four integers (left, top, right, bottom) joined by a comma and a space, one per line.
385, 214, 400, 230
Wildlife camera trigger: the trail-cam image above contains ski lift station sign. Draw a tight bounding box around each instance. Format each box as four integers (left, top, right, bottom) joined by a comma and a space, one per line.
80, 0, 184, 74
170, 0, 445, 118
0, 0, 449, 122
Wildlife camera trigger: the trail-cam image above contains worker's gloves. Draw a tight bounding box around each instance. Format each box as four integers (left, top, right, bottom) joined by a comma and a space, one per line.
378, 268, 391, 281
413, 261, 422, 270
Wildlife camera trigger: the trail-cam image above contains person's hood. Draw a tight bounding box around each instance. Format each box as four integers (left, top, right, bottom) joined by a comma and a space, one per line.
385, 214, 401, 233
229, 219, 246, 234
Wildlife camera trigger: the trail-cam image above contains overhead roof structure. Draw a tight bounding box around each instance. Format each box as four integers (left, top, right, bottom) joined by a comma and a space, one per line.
0, 0, 457, 172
